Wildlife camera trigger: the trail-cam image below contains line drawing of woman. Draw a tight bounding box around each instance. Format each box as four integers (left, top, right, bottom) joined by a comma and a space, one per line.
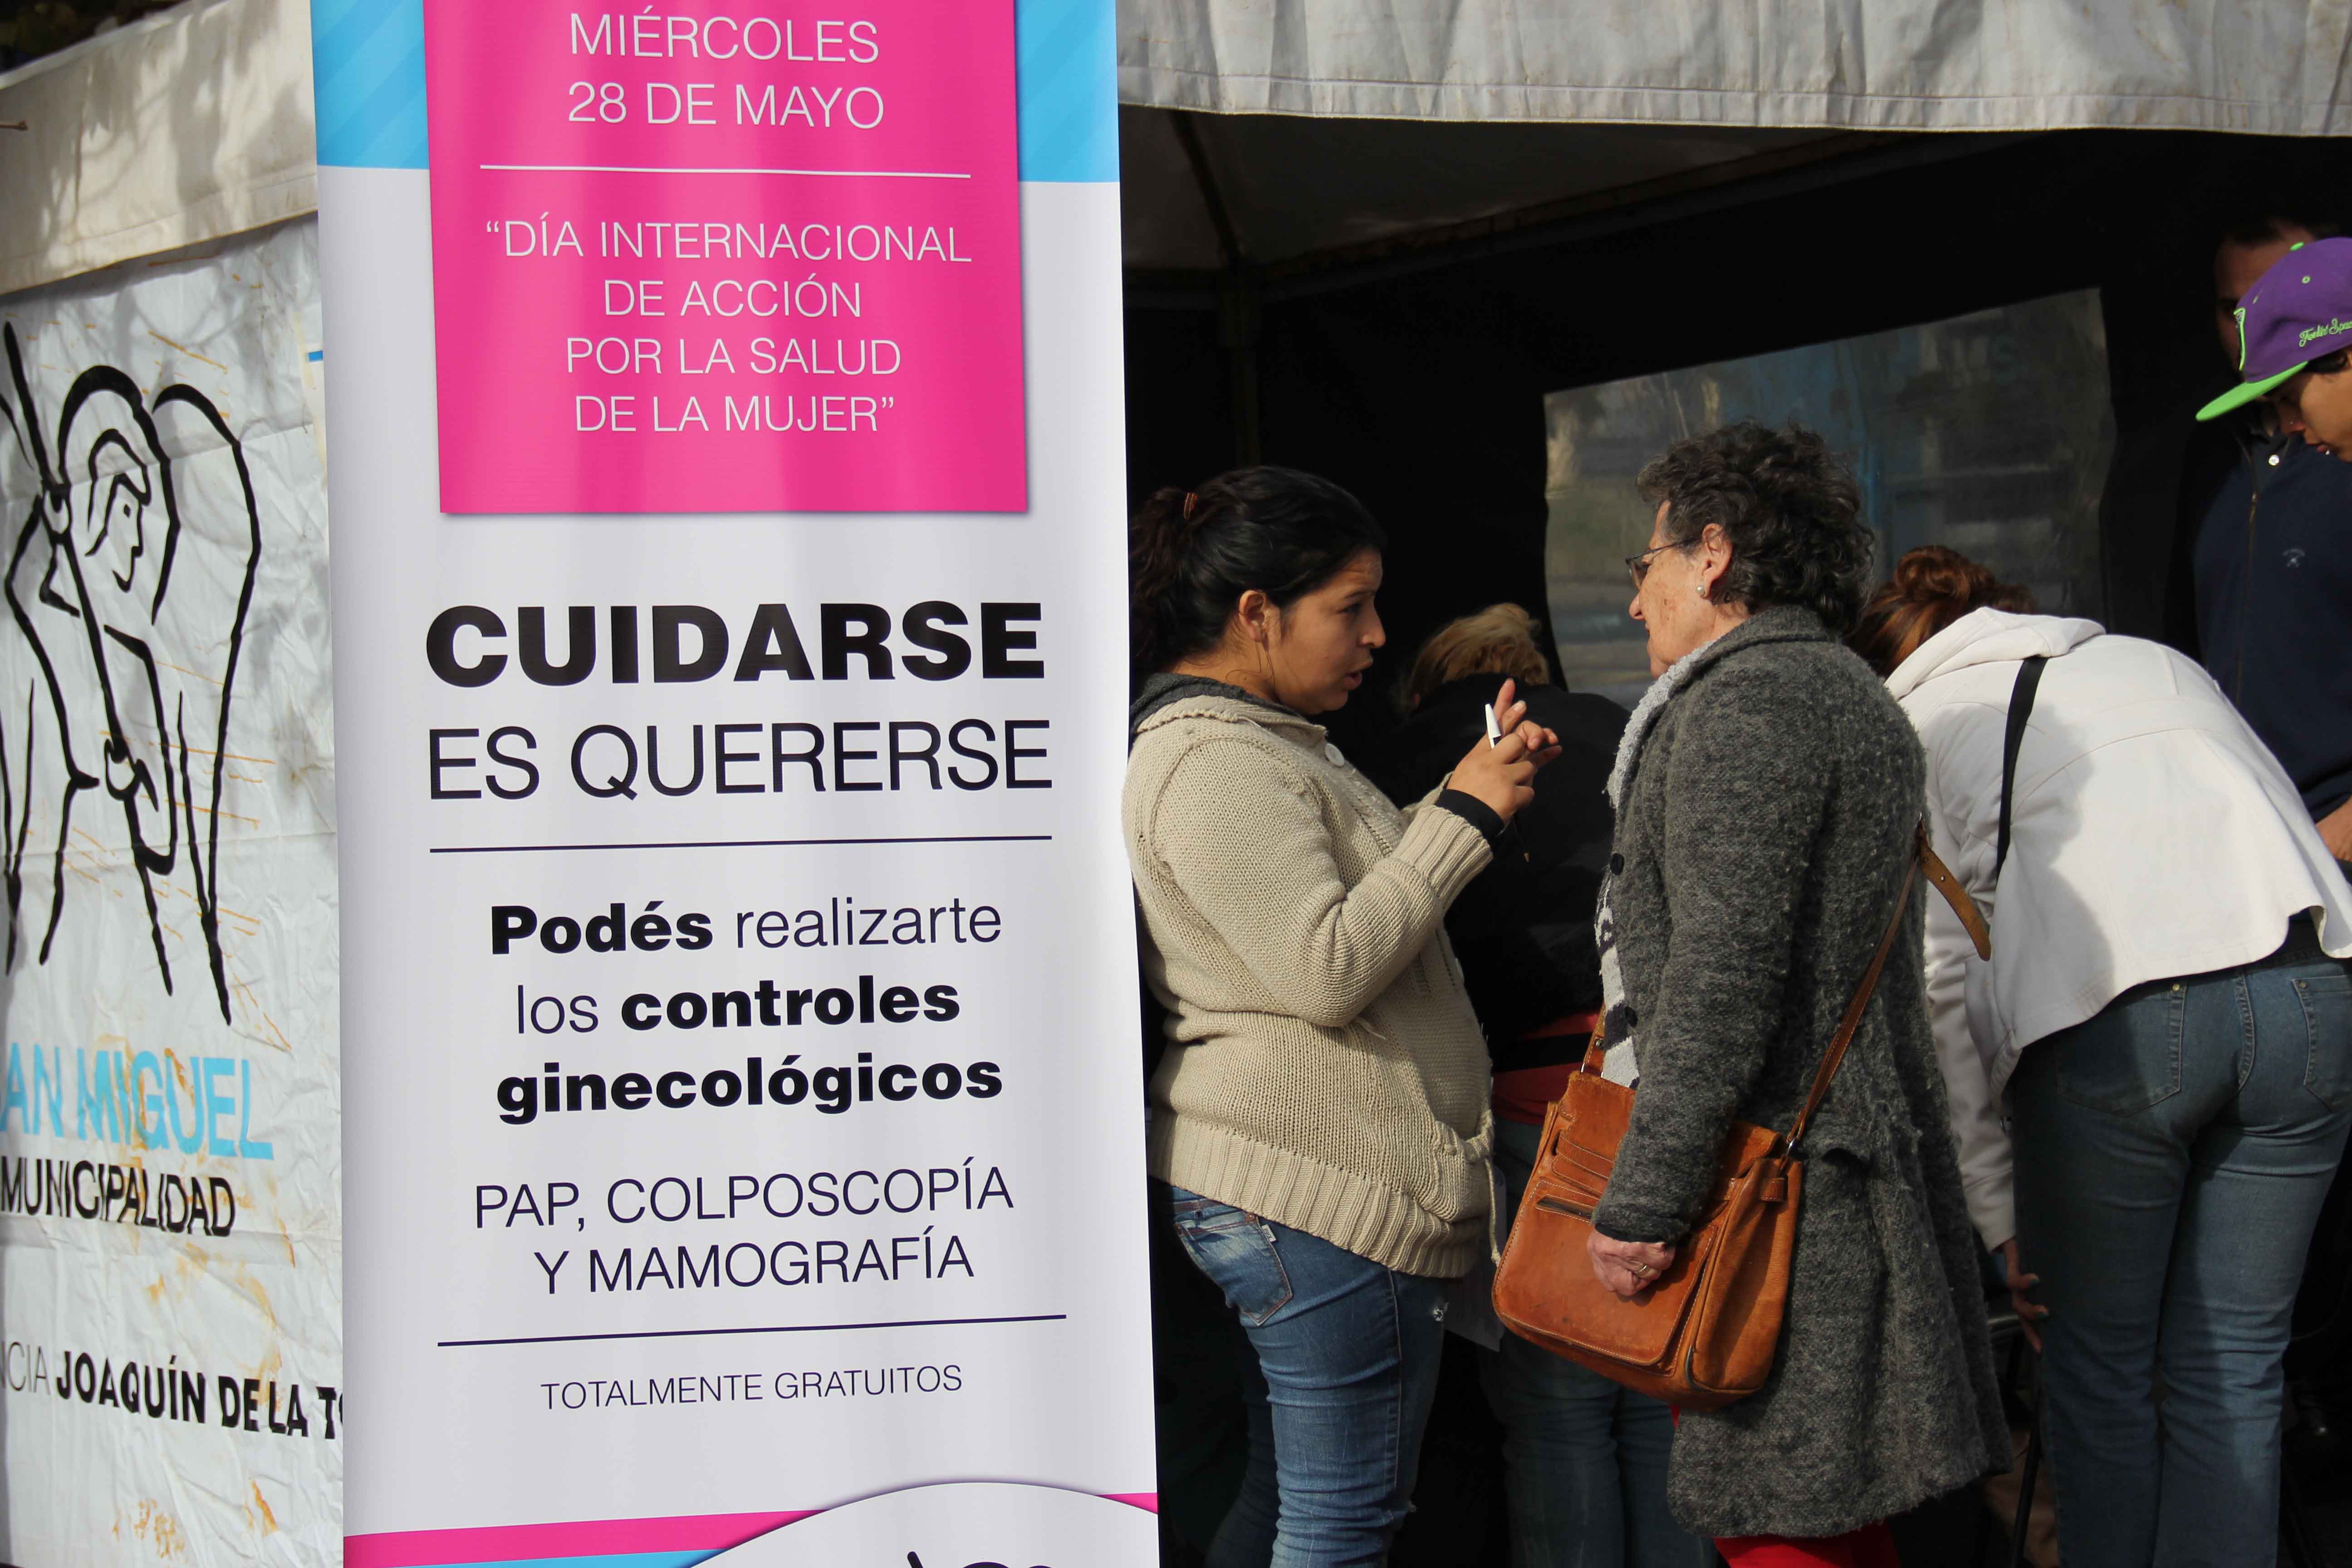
0, 320, 263, 1024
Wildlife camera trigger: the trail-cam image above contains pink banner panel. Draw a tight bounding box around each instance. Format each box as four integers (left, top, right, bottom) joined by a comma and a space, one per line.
422, 1, 1026, 514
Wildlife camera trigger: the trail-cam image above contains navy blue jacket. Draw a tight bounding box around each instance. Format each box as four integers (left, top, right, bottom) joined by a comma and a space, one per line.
2195, 431, 2352, 820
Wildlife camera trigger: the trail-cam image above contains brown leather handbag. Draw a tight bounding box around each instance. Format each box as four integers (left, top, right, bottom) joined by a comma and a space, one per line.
1491, 825, 1988, 1409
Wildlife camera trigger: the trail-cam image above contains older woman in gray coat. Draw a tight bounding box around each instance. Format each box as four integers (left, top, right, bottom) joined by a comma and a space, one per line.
1585, 424, 2006, 1561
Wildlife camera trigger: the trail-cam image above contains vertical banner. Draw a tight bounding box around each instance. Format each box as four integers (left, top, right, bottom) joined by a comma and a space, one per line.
314, 0, 1153, 1561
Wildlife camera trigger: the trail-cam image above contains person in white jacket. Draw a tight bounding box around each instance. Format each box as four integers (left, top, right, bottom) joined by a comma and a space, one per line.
1851, 546, 2352, 1568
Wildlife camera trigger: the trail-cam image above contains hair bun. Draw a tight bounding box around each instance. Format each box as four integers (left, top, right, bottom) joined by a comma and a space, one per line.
1891, 544, 2001, 607
1847, 544, 2034, 676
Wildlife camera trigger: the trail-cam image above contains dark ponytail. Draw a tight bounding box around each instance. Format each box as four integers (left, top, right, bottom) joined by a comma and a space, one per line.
1129, 466, 1387, 675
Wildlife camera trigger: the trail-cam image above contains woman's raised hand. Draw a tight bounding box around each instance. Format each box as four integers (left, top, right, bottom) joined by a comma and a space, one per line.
1447, 678, 1562, 823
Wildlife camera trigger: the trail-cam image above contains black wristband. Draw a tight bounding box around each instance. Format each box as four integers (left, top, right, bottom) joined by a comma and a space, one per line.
1435, 788, 1506, 847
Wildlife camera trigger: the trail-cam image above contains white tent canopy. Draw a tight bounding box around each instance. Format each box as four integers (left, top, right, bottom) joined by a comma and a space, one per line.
4, 0, 2344, 289
1114, 0, 2351, 274
1118, 0, 2352, 133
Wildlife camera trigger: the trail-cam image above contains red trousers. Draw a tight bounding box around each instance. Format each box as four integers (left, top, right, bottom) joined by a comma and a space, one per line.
1714, 1522, 1900, 1568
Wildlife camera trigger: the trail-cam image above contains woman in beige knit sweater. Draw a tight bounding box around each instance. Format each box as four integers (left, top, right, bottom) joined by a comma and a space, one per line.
1127, 466, 1558, 1568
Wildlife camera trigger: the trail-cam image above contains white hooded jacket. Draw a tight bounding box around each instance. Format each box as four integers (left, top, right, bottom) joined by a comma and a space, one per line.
1889, 608, 2352, 1251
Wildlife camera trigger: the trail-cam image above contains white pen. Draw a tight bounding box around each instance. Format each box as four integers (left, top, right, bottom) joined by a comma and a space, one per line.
1483, 701, 1503, 748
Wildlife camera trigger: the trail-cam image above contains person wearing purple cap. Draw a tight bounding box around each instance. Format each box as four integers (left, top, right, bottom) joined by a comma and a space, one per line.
2192, 232, 2352, 423
2198, 235, 2352, 431
2191, 234, 2352, 1515
2192, 236, 2352, 874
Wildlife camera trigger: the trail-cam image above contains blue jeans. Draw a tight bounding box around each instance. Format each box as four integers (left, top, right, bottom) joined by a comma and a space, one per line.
2010, 921, 2352, 1568
1479, 1119, 1711, 1568
1165, 1183, 1450, 1568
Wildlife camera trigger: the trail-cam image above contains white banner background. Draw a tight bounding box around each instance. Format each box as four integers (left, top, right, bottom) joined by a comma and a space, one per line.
0, 217, 342, 1566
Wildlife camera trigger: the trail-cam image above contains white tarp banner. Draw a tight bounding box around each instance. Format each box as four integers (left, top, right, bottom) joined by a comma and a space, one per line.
316, 0, 1157, 1564
0, 217, 342, 1564
0, 0, 319, 299
1119, 0, 2352, 132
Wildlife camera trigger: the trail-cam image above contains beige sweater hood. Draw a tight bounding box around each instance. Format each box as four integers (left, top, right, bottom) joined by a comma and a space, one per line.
1126, 690, 1497, 1278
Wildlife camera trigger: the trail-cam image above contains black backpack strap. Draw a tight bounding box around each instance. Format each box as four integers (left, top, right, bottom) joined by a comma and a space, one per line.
1995, 656, 2048, 880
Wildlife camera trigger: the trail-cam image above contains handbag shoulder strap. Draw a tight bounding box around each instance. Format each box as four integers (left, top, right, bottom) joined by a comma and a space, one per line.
1920, 838, 1990, 961
1995, 655, 2048, 880
1576, 826, 1992, 1084
1782, 825, 1930, 1152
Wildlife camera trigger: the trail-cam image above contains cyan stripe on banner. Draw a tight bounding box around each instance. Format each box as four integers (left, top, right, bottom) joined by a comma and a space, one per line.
308, 0, 1116, 181
311, 0, 428, 168
1017, 0, 1118, 183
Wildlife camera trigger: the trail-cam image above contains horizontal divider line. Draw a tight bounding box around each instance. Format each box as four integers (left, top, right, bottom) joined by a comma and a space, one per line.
430, 834, 1053, 854
439, 1312, 1068, 1348
480, 163, 970, 179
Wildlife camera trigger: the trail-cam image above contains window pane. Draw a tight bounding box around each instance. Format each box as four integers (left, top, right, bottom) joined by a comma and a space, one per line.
1544, 289, 2114, 704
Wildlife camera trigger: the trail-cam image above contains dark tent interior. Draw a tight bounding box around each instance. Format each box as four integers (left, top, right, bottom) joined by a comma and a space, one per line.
1118, 116, 2352, 1566
1120, 119, 2352, 749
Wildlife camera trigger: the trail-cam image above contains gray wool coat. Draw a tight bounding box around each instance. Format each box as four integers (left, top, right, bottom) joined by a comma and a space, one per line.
1589, 606, 2008, 1540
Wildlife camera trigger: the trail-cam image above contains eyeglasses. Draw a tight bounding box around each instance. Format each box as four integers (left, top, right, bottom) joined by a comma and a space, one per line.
1625, 543, 1674, 590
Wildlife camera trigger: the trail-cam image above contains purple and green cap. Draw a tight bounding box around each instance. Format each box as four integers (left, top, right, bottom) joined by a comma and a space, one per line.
2199, 236, 2352, 421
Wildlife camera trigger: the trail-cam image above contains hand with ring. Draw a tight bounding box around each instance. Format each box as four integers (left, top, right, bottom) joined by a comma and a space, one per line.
1588, 1231, 1677, 1300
